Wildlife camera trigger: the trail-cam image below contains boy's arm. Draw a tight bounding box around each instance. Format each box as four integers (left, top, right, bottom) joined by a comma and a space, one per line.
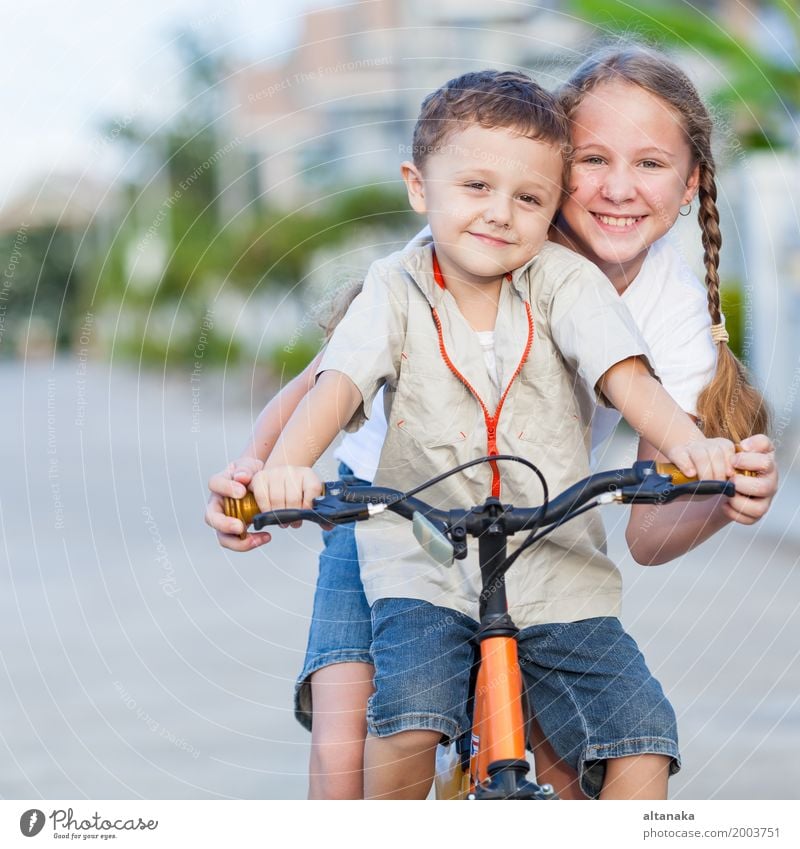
626, 434, 777, 565
205, 354, 321, 550
251, 370, 363, 512
250, 255, 405, 517
598, 356, 734, 481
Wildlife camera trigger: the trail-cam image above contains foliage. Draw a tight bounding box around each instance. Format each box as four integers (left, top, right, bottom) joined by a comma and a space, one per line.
720, 279, 745, 363
230, 185, 411, 289
569, 0, 799, 148
83, 29, 412, 369
0, 227, 80, 357
266, 336, 323, 380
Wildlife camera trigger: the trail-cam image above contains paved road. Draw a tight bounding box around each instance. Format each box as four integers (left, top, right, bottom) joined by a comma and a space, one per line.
1, 359, 798, 800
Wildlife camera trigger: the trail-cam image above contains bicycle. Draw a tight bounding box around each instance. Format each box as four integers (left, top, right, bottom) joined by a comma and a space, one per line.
223, 456, 734, 799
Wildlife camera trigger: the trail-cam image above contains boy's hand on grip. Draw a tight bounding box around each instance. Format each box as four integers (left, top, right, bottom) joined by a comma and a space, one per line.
251, 465, 324, 526
668, 437, 735, 483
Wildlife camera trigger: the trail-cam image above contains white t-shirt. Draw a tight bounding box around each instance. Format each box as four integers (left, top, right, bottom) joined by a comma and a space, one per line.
588, 235, 717, 465
335, 233, 717, 481
475, 329, 501, 403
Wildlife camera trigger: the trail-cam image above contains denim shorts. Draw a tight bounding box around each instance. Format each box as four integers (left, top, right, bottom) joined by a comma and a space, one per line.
367, 599, 680, 798
293, 464, 374, 731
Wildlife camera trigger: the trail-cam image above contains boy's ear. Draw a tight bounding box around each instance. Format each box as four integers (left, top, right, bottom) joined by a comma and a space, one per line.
401, 161, 427, 214
684, 163, 700, 204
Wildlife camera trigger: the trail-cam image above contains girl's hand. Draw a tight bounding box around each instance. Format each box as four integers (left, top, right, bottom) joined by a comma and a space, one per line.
205, 457, 272, 551
251, 465, 324, 520
668, 436, 735, 482
723, 434, 778, 525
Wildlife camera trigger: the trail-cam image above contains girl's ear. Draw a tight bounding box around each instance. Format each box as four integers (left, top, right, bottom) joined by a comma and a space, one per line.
684, 163, 700, 204
401, 161, 427, 214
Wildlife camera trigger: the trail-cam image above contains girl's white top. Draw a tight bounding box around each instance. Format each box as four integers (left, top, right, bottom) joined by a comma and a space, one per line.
334, 233, 717, 480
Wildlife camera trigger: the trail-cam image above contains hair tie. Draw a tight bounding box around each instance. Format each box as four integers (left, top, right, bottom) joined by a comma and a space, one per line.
710, 322, 729, 344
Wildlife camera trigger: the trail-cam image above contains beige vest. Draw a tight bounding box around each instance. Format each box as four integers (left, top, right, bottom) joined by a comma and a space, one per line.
319, 241, 653, 627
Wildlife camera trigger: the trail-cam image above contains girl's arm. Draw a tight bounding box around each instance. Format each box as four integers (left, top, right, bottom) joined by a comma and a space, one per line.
241, 352, 323, 460
626, 433, 778, 565
204, 352, 322, 550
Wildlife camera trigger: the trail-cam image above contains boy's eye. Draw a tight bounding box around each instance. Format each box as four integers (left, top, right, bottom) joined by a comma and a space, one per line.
518, 194, 541, 206
582, 155, 605, 166
640, 160, 662, 169
465, 181, 488, 191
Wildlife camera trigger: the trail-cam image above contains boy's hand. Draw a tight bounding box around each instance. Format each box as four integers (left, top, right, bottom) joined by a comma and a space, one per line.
667, 437, 735, 482
205, 457, 272, 551
251, 465, 324, 525
723, 434, 778, 525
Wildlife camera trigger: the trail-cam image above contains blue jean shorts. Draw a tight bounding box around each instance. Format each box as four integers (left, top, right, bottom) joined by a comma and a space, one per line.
293, 464, 374, 731
368, 598, 680, 798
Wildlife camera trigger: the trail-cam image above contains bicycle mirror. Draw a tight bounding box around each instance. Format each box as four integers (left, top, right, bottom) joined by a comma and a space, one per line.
412, 512, 454, 568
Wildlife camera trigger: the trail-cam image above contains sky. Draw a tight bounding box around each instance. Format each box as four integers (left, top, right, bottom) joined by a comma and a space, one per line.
0, 0, 334, 204
4, 0, 795, 209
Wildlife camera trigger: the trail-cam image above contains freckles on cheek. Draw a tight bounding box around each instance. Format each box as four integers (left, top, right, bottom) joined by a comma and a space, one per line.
572, 168, 600, 191
585, 177, 603, 196
647, 192, 667, 220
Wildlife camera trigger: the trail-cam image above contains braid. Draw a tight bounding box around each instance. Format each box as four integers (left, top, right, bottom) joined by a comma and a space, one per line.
697, 164, 723, 325
695, 159, 770, 441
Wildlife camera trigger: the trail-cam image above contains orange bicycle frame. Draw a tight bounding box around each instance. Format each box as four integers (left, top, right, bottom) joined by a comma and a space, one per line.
441, 500, 553, 800
470, 635, 527, 788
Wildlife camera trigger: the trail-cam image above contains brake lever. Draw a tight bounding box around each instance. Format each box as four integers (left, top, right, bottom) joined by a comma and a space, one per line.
252, 491, 374, 530
664, 480, 736, 499
617, 477, 735, 504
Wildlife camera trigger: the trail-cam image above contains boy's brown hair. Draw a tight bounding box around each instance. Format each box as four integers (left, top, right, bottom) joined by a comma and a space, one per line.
319, 70, 574, 338
412, 70, 573, 193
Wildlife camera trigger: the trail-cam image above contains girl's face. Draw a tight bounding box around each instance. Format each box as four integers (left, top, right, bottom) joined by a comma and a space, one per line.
556, 80, 699, 291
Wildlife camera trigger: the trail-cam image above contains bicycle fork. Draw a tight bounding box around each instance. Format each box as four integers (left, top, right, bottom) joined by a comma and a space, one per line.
468, 505, 555, 800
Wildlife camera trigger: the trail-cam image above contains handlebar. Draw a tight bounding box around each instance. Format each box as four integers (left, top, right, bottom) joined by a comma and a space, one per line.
224, 460, 735, 537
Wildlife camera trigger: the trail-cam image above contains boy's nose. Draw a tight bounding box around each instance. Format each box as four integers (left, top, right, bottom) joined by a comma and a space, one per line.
483, 193, 513, 227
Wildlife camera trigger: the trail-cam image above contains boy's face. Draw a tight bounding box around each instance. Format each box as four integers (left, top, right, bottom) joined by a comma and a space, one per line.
402, 124, 563, 287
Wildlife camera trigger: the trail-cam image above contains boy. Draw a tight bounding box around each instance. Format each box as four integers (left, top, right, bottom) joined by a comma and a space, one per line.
251, 71, 733, 799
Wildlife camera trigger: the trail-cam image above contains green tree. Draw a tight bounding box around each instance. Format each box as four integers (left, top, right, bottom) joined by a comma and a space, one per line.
0, 227, 80, 357
85, 31, 414, 369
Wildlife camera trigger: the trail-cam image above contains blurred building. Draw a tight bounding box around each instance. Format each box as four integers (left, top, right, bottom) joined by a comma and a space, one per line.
2, 0, 794, 439
227, 0, 589, 207
731, 152, 800, 452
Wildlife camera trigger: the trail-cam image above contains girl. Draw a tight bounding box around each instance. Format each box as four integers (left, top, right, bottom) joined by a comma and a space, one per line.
206, 46, 777, 799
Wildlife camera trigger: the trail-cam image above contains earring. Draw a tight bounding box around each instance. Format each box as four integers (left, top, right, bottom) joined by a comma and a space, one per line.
679, 202, 692, 217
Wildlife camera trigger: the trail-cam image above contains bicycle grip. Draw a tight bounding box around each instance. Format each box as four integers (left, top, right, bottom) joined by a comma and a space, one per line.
653, 463, 696, 486
655, 462, 756, 486
222, 493, 261, 539
221, 495, 320, 536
